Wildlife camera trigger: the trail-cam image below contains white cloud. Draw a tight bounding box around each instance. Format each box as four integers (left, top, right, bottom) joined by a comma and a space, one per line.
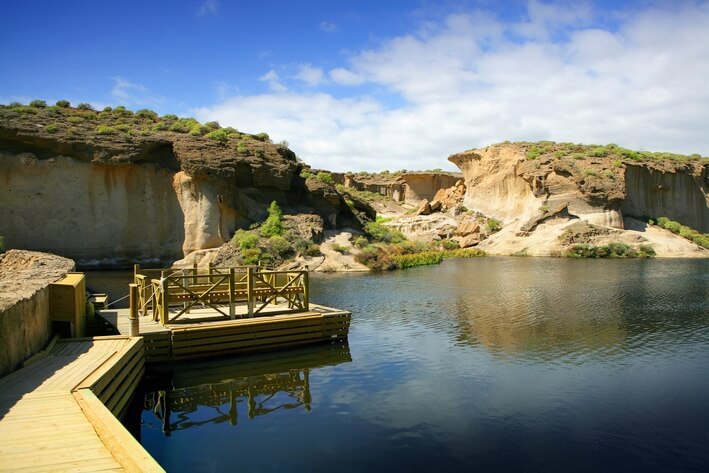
110, 77, 165, 107
196, 1, 709, 172
198, 0, 218, 16
320, 21, 337, 33
329, 67, 364, 86
294, 64, 326, 86
258, 70, 287, 93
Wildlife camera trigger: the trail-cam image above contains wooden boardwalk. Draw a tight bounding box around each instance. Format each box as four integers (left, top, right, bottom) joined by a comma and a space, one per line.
99, 302, 351, 363
0, 337, 163, 472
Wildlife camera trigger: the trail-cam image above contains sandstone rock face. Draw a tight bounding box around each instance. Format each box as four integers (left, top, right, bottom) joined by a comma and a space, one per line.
623, 164, 709, 233
0, 152, 184, 266
386, 214, 458, 241
449, 143, 709, 257
401, 173, 461, 203
0, 250, 74, 376
0, 109, 356, 267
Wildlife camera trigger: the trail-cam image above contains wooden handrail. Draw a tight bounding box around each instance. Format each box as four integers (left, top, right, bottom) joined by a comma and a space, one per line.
136, 266, 310, 325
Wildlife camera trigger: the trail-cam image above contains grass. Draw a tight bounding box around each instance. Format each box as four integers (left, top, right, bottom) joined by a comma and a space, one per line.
355, 240, 485, 270
566, 242, 656, 258
260, 201, 285, 237
499, 141, 709, 164
654, 217, 709, 249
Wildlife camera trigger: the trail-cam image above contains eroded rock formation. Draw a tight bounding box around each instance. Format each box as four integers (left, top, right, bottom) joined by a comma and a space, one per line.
0, 107, 359, 266
448, 143, 709, 256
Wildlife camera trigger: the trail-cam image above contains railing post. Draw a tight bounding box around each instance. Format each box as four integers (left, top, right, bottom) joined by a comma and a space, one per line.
129, 283, 140, 336
303, 269, 310, 311
193, 262, 198, 285
208, 262, 214, 284
182, 268, 190, 314
133, 264, 140, 284
247, 266, 254, 317
229, 267, 236, 319
160, 273, 169, 325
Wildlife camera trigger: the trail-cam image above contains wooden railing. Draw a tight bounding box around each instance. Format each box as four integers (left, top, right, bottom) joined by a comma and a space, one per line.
133, 264, 309, 325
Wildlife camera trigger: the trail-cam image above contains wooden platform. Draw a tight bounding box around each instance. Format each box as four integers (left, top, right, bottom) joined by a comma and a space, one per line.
98, 302, 351, 363
0, 337, 163, 472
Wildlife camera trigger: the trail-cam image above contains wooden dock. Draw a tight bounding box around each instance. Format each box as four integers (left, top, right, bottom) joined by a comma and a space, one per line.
0, 337, 163, 472
98, 302, 351, 363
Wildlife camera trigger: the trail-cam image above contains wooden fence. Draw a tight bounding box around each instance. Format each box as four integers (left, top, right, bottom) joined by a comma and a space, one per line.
133, 264, 309, 325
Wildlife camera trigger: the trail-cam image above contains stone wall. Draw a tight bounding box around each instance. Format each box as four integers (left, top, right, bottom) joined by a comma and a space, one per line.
0, 250, 74, 377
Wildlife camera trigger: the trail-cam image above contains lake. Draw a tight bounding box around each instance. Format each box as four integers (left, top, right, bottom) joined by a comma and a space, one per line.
87, 257, 709, 472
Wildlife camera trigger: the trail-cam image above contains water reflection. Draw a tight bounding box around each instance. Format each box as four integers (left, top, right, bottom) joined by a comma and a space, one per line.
140, 343, 351, 435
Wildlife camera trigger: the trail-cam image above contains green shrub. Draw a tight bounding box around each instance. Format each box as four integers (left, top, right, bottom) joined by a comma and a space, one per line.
189, 124, 209, 136
584, 168, 599, 177
253, 132, 270, 142
301, 170, 315, 179
9, 101, 22, 107
603, 170, 615, 179
77, 103, 94, 110
45, 124, 58, 133
391, 251, 443, 268
440, 239, 459, 250
235, 142, 249, 155
586, 146, 608, 157
655, 216, 709, 249
239, 233, 259, 251
67, 116, 82, 123
241, 247, 262, 265
205, 121, 220, 130
153, 121, 169, 131
613, 160, 623, 168
96, 125, 117, 135
354, 236, 369, 248
170, 120, 193, 133
316, 172, 334, 185
294, 238, 321, 256
331, 243, 349, 254
565, 242, 655, 258
442, 248, 486, 258
261, 201, 284, 237
486, 218, 501, 232
355, 245, 395, 270
102, 106, 113, 112
267, 235, 292, 257
55, 100, 70, 108
30, 99, 47, 108
135, 108, 158, 120
526, 146, 542, 160
364, 221, 405, 244
205, 129, 230, 143
114, 123, 131, 131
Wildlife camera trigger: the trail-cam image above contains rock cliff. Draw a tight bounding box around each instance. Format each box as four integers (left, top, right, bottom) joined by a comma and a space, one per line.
448, 142, 709, 256
0, 104, 359, 267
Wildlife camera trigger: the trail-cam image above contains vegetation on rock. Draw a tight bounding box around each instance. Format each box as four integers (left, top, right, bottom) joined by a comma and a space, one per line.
565, 242, 656, 258
653, 217, 709, 249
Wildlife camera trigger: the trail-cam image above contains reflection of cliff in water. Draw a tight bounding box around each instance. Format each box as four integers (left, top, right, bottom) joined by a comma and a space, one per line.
141, 343, 352, 435
445, 259, 628, 357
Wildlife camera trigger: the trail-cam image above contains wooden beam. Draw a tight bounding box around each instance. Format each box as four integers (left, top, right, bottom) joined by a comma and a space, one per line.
73, 389, 165, 473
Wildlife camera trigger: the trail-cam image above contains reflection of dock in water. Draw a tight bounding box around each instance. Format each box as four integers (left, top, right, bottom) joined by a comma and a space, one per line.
142, 343, 352, 434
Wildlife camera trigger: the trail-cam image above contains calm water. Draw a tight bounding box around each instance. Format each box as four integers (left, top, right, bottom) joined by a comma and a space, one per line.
93, 258, 709, 472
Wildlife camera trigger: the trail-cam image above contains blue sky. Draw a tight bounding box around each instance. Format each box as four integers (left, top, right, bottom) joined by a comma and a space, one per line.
2, 1, 708, 171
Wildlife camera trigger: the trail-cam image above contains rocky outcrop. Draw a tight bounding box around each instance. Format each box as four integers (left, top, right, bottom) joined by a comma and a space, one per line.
449, 143, 709, 257
332, 171, 463, 204
0, 250, 74, 376
401, 173, 461, 203
0, 105, 359, 267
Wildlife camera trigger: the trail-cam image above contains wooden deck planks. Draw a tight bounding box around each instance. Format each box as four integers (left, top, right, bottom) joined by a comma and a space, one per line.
98, 303, 351, 363
0, 337, 162, 473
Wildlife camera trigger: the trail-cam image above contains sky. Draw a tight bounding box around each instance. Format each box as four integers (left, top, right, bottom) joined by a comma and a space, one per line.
1, 0, 708, 172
